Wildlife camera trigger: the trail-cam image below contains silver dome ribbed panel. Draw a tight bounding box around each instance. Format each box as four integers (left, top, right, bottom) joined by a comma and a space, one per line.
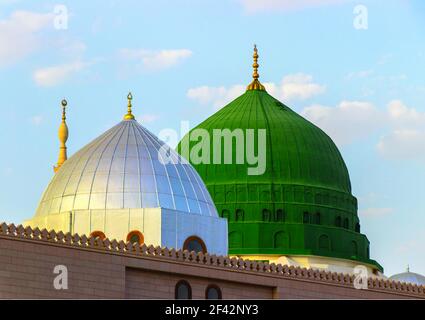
389, 272, 425, 286
35, 120, 217, 217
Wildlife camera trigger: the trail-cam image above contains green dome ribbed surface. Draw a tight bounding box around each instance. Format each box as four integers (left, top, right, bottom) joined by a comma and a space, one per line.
177, 89, 382, 272
190, 90, 351, 192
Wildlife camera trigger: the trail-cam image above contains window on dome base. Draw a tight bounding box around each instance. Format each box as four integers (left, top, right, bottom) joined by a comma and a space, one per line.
205, 285, 222, 299
318, 234, 330, 251
229, 231, 243, 248
175, 280, 192, 299
275, 209, 285, 222
355, 223, 361, 233
335, 216, 342, 227
90, 230, 106, 240
235, 209, 244, 221
315, 212, 321, 225
126, 230, 144, 245
221, 209, 230, 221
303, 212, 310, 224
343, 218, 349, 229
183, 236, 207, 253
262, 209, 271, 222
274, 231, 289, 248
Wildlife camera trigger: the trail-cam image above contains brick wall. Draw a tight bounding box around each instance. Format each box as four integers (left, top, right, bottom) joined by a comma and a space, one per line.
125, 268, 274, 299
0, 237, 125, 298
0, 223, 423, 299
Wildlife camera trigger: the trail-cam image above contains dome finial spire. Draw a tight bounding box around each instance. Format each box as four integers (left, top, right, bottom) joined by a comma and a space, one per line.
246, 44, 266, 91
54, 99, 69, 173
124, 91, 135, 120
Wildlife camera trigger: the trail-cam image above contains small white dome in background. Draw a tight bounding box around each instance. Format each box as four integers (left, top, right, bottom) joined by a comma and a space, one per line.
389, 267, 425, 286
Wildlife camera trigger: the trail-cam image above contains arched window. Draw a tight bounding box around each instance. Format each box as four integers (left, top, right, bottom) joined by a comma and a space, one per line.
335, 216, 341, 227
229, 231, 243, 248
355, 223, 360, 233
276, 209, 285, 222
343, 218, 349, 229
205, 284, 222, 299
126, 230, 144, 245
221, 209, 230, 221
318, 234, 330, 251
303, 212, 310, 224
175, 280, 192, 299
183, 236, 207, 253
262, 209, 271, 222
315, 212, 321, 225
90, 230, 106, 240
274, 231, 289, 248
235, 209, 244, 221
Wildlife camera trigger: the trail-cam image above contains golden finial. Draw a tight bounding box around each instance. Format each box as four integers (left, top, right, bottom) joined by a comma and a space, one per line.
54, 99, 69, 173
123, 92, 135, 120
61, 99, 67, 120
246, 44, 266, 91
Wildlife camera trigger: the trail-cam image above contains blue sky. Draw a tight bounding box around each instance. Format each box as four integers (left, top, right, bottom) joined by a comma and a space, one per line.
0, 0, 424, 276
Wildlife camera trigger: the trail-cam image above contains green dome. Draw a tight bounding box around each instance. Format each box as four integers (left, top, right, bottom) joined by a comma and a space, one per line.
187, 90, 352, 193
177, 47, 381, 271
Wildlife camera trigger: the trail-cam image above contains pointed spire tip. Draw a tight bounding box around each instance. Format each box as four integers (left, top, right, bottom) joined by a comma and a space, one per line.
246, 44, 265, 91
124, 91, 135, 120
54, 98, 69, 173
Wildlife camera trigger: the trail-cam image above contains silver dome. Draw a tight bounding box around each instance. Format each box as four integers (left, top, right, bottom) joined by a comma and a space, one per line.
35, 119, 217, 217
389, 270, 425, 286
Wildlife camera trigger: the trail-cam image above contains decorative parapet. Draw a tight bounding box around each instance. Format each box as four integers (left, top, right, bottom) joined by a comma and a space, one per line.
0, 222, 424, 297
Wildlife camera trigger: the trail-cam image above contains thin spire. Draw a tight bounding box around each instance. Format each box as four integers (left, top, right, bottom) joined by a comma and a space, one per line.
246, 44, 266, 91
54, 99, 69, 173
123, 92, 135, 120
407, 264, 410, 272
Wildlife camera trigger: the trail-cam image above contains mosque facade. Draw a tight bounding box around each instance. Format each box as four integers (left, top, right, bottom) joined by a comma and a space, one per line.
0, 47, 424, 299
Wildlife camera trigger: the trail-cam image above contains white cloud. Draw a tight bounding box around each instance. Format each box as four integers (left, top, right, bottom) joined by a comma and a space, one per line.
187, 85, 245, 110
377, 100, 425, 161
139, 114, 159, 123
187, 73, 325, 110
238, 0, 347, 13
30, 115, 43, 126
58, 40, 87, 57
0, 10, 53, 67
33, 61, 89, 87
264, 73, 326, 101
2, 167, 13, 177
377, 130, 425, 161
118, 49, 192, 71
387, 100, 425, 128
359, 207, 393, 218
302, 101, 381, 146
345, 69, 374, 80
377, 53, 393, 65
395, 239, 422, 255
0, 0, 20, 5
301, 98, 425, 161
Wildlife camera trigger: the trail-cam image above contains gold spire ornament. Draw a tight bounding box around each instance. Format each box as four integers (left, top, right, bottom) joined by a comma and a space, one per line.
123, 92, 135, 120
54, 99, 69, 173
246, 44, 266, 91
